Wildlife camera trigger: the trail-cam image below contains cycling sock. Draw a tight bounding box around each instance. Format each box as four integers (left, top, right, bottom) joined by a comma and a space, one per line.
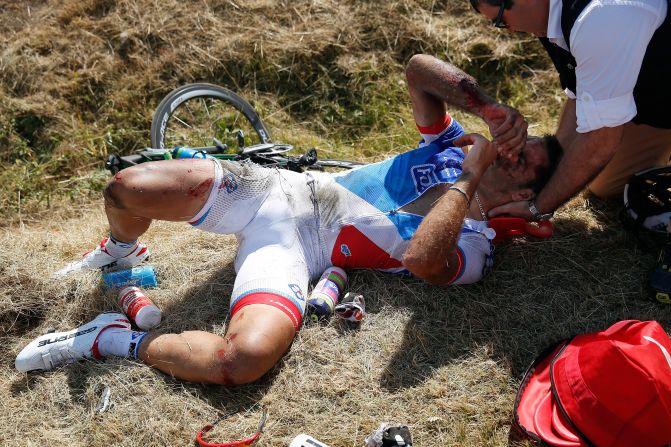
105, 234, 138, 258
98, 328, 148, 359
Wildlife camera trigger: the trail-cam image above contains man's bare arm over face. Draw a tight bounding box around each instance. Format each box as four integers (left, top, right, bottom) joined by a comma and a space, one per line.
405, 54, 528, 160
403, 133, 497, 285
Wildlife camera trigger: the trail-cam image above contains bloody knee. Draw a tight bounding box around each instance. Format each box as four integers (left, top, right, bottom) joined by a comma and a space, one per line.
212, 330, 291, 385
103, 165, 156, 210
103, 175, 126, 209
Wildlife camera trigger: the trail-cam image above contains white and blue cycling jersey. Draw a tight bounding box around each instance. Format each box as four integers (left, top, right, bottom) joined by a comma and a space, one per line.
318, 118, 495, 283
188, 117, 496, 327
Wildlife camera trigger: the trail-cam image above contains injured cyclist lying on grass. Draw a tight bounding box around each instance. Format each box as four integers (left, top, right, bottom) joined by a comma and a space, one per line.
15, 56, 562, 384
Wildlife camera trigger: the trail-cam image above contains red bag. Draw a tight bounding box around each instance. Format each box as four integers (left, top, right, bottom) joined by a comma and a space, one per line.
512, 320, 671, 447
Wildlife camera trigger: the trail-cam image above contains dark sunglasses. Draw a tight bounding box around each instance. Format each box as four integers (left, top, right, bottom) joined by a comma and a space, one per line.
493, 0, 509, 28
468, 0, 509, 29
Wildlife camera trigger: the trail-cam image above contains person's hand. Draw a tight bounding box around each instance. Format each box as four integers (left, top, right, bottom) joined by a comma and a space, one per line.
482, 103, 528, 162
453, 133, 498, 176
487, 200, 533, 219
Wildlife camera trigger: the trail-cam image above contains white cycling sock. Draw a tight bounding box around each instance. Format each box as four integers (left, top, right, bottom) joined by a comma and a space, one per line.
97, 328, 147, 359
105, 234, 138, 258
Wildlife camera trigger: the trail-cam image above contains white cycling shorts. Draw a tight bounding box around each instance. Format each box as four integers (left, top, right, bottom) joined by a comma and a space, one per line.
189, 160, 315, 330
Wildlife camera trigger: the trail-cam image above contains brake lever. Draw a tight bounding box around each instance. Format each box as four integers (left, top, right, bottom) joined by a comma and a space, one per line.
212, 138, 228, 153
236, 130, 245, 151
298, 148, 318, 166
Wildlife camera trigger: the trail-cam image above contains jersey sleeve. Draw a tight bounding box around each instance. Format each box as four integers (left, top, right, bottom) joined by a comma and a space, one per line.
449, 220, 495, 285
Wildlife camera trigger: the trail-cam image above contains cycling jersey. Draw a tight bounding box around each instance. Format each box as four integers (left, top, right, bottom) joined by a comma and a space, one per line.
323, 118, 494, 280
189, 118, 495, 328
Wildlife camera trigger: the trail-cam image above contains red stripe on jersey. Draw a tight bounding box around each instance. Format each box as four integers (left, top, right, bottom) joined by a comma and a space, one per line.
331, 225, 403, 270
416, 113, 452, 135
446, 246, 465, 284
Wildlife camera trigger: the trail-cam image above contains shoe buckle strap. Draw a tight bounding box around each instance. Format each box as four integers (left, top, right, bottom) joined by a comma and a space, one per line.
41, 351, 54, 370
61, 347, 77, 363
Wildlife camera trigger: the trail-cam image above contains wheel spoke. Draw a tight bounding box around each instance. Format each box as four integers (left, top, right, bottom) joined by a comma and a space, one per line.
173, 115, 192, 129
202, 98, 211, 118
183, 102, 198, 123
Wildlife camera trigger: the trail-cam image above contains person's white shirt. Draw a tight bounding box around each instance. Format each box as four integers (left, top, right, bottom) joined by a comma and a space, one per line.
546, 0, 667, 133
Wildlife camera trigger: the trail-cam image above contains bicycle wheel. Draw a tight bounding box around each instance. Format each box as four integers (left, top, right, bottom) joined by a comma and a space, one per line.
150, 83, 272, 150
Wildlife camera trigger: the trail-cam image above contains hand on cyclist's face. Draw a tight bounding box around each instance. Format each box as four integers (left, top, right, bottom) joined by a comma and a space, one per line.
454, 133, 498, 175
495, 136, 549, 185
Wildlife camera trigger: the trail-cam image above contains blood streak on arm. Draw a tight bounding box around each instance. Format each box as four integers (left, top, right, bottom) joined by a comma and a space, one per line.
459, 78, 489, 117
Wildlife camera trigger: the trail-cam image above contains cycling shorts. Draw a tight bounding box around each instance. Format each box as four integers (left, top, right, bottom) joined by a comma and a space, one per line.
189, 160, 314, 330
190, 150, 495, 327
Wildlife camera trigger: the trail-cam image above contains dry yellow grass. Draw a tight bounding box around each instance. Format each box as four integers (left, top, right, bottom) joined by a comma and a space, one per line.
1, 192, 666, 447
1, 1, 669, 446
0, 0, 557, 221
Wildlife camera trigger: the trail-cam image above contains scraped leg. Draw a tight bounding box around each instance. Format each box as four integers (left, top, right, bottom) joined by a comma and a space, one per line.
103, 158, 215, 242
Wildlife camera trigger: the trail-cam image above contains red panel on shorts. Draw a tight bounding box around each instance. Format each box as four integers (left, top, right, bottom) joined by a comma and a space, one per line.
331, 225, 403, 270
231, 292, 302, 331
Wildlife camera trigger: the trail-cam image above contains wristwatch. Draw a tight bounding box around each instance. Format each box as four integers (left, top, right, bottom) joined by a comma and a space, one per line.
528, 200, 554, 221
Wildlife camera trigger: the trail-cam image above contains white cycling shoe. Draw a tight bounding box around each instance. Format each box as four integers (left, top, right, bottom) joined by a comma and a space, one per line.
53, 238, 150, 278
15, 312, 131, 373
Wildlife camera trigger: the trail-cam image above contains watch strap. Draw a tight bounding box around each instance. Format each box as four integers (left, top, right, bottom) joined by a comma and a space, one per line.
529, 201, 553, 221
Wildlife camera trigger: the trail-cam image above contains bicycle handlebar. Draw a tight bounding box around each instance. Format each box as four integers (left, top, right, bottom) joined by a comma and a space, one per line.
123, 154, 145, 165
107, 142, 360, 176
